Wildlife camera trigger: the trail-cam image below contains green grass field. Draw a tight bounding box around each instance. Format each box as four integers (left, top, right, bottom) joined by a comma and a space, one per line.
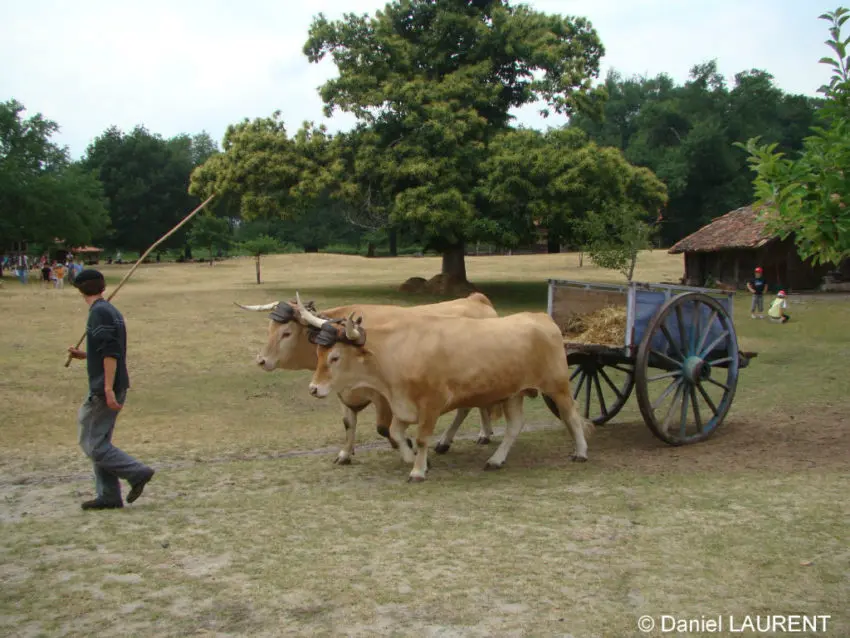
1, 251, 848, 637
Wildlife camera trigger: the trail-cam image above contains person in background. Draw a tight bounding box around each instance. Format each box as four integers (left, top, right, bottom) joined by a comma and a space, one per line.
54, 261, 66, 288
746, 266, 768, 319
41, 261, 52, 289
768, 290, 790, 323
67, 269, 155, 510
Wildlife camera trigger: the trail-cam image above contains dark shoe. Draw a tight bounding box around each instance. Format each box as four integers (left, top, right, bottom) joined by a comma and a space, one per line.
126, 469, 155, 504
81, 497, 123, 510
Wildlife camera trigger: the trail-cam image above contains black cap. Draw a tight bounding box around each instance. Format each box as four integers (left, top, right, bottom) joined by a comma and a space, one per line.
73, 269, 105, 287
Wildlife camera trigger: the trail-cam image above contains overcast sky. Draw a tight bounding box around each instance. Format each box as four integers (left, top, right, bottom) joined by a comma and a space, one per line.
1, 0, 836, 160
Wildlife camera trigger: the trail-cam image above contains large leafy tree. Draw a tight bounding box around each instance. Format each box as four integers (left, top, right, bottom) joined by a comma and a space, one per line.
739, 7, 850, 267
571, 62, 819, 245
81, 125, 214, 254
303, 0, 606, 282
0, 99, 108, 251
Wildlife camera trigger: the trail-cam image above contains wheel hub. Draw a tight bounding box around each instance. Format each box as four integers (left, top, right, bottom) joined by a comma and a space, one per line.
683, 356, 711, 384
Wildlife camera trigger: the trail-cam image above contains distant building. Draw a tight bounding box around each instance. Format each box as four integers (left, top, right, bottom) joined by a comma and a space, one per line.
668, 204, 849, 291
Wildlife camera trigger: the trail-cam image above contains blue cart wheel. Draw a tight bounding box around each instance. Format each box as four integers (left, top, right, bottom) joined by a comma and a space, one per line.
635, 292, 740, 445
543, 353, 634, 425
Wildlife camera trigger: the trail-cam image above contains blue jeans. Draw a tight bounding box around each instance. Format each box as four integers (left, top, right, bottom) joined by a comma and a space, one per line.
77, 391, 151, 503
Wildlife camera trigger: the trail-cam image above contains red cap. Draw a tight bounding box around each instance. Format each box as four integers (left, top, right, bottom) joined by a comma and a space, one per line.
755, 267, 763, 273
778, 290, 786, 297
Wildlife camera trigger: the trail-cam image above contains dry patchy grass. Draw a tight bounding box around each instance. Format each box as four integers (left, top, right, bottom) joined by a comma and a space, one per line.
1, 251, 848, 637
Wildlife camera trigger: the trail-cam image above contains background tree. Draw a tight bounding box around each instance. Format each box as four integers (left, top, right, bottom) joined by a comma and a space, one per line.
241, 234, 283, 283
303, 0, 606, 286
81, 125, 203, 255
188, 212, 231, 265
571, 62, 820, 245
0, 99, 108, 251
581, 204, 658, 281
739, 7, 850, 267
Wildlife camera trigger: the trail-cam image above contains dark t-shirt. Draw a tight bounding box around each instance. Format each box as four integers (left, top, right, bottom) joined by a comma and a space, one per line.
86, 299, 130, 395
749, 277, 767, 295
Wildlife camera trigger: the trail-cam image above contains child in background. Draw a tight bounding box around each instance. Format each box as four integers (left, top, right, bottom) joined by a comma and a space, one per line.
768, 290, 790, 323
54, 262, 66, 288
746, 266, 768, 319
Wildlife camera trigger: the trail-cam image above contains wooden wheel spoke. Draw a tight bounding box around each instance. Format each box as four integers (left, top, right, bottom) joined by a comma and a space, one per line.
696, 382, 719, 416
679, 380, 690, 437
650, 349, 682, 370
660, 324, 685, 361
647, 370, 682, 383
573, 372, 586, 400
569, 366, 582, 382
593, 373, 608, 417
699, 329, 730, 359
674, 304, 688, 354
662, 381, 685, 432
583, 370, 592, 418
598, 367, 625, 400
690, 385, 703, 432
705, 376, 730, 392
690, 304, 701, 354
706, 356, 733, 367
695, 309, 718, 354
611, 364, 634, 374
652, 378, 681, 411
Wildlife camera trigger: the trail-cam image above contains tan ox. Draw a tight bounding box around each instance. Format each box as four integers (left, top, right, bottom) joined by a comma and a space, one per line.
299, 303, 592, 482
236, 292, 505, 464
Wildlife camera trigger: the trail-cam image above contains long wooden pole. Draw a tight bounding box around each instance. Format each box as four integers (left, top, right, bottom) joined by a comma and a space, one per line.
64, 193, 217, 367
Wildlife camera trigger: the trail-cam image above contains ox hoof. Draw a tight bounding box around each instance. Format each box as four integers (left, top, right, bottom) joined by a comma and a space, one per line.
434, 443, 451, 455
407, 475, 426, 483
475, 436, 491, 446
376, 425, 391, 439
334, 455, 352, 465
569, 454, 588, 463
483, 461, 503, 471
388, 438, 400, 450
405, 438, 415, 449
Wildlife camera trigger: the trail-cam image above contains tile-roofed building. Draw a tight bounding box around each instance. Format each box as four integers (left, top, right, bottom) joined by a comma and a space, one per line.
668, 204, 848, 291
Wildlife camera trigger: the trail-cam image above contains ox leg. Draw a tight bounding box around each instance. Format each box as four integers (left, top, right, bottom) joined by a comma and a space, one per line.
484, 397, 525, 470
409, 414, 439, 483
434, 408, 471, 454
476, 406, 496, 445
551, 391, 591, 462
373, 395, 393, 441
389, 419, 416, 465
335, 402, 361, 465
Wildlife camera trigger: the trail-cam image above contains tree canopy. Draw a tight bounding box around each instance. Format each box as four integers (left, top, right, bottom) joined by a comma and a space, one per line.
570, 62, 820, 246
739, 7, 850, 267
0, 99, 108, 250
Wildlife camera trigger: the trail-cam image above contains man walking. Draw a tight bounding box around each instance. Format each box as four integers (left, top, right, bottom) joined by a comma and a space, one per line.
67, 269, 154, 510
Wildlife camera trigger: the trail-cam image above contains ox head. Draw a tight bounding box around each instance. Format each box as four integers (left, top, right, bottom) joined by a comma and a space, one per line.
293, 296, 367, 399
234, 294, 322, 371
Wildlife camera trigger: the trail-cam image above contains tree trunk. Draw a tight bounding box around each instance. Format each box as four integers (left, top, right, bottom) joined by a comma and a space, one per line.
209, 245, 214, 266
366, 242, 376, 258
627, 251, 638, 282
579, 252, 584, 268
441, 242, 468, 281
547, 235, 561, 253
255, 254, 261, 284
388, 229, 397, 257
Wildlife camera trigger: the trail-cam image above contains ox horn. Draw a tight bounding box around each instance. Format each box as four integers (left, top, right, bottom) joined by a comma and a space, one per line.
294, 291, 328, 329
234, 301, 279, 311
344, 312, 366, 345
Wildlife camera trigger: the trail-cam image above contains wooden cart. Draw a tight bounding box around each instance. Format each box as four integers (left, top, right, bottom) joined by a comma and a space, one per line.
544, 279, 757, 445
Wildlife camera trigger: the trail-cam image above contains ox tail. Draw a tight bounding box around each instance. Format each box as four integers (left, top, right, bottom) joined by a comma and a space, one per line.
466, 292, 495, 309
